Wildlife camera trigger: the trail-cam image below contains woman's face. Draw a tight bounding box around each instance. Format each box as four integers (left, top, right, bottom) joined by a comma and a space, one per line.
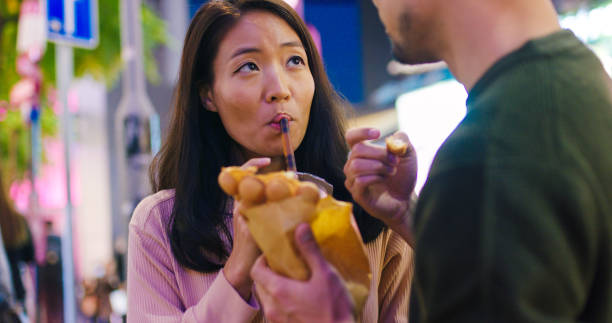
207, 10, 315, 161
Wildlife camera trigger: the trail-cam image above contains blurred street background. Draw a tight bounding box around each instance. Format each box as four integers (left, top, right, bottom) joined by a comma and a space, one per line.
0, 0, 610, 322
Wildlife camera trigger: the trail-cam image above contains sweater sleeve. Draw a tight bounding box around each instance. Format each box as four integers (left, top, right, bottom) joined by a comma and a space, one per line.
127, 204, 260, 322
377, 231, 413, 323
411, 163, 597, 323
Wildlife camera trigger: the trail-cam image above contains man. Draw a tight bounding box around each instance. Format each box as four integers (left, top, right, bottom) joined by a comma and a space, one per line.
251, 0, 612, 321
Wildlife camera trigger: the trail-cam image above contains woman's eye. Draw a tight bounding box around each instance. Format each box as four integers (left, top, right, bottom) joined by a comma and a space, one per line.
287, 56, 305, 67
237, 62, 259, 73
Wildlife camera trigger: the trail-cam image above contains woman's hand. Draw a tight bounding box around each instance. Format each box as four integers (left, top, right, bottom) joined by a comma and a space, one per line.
223, 157, 270, 300
343, 128, 418, 246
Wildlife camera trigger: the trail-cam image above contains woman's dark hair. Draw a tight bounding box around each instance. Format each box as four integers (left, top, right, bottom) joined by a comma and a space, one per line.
150, 0, 385, 272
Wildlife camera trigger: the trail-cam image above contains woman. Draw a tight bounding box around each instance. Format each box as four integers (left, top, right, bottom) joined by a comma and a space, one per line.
127, 0, 412, 322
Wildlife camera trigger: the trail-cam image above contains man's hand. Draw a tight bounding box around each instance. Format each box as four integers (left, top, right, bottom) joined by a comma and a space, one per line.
250, 224, 355, 323
344, 128, 417, 246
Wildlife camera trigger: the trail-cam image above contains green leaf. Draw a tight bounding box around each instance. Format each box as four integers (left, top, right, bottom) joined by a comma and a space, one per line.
0, 0, 170, 180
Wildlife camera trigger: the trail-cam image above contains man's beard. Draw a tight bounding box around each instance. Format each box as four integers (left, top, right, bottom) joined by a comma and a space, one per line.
390, 12, 441, 65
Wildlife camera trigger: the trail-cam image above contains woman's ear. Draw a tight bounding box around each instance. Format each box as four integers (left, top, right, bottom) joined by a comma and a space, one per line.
199, 87, 218, 112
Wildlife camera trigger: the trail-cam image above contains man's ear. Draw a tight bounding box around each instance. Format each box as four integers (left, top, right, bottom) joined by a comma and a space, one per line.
199, 87, 217, 112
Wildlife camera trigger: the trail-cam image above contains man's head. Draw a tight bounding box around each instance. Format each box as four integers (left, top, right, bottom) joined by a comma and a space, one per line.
372, 0, 442, 65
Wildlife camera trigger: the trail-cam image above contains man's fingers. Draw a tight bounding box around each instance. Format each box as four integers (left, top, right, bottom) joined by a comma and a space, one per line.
350, 175, 382, 204
344, 157, 395, 194
255, 284, 289, 323
251, 256, 298, 295
344, 178, 354, 192
348, 142, 389, 163
346, 127, 380, 148
293, 223, 328, 274
354, 175, 384, 188
345, 158, 395, 177
392, 131, 412, 146
345, 173, 384, 195
252, 255, 306, 320
252, 256, 279, 286
389, 131, 415, 155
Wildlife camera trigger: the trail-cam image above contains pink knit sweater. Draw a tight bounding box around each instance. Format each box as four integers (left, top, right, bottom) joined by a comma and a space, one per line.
127, 189, 413, 322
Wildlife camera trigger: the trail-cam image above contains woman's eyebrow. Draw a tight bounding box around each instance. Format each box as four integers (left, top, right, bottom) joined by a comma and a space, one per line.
231, 47, 261, 58
230, 41, 303, 58
281, 41, 303, 49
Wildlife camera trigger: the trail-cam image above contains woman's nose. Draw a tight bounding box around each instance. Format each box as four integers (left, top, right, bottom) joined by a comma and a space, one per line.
265, 69, 291, 103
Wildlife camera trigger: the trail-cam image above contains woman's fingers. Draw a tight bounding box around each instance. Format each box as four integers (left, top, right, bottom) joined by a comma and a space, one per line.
242, 157, 271, 169
233, 212, 248, 231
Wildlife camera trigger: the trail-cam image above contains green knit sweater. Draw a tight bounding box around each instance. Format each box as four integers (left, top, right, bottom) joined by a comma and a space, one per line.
411, 30, 612, 322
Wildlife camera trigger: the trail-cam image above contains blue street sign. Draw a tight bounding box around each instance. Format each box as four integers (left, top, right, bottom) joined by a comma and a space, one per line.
47, 0, 99, 48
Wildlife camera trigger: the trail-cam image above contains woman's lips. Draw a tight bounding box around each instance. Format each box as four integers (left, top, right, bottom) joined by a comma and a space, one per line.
269, 113, 292, 131
269, 122, 281, 131
272, 113, 291, 123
